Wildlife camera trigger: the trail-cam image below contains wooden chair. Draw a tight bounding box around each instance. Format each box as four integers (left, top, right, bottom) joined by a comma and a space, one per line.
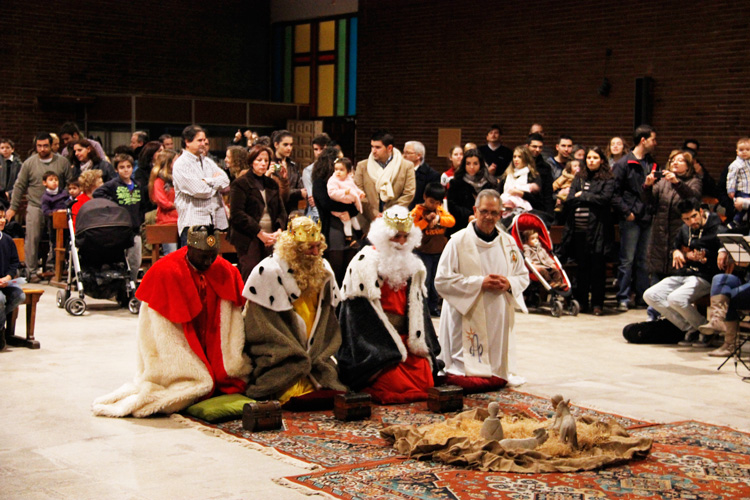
5, 288, 44, 349
219, 231, 236, 255
144, 224, 179, 265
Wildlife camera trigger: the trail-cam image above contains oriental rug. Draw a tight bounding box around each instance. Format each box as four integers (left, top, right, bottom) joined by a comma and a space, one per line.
172, 389, 651, 469
173, 389, 750, 498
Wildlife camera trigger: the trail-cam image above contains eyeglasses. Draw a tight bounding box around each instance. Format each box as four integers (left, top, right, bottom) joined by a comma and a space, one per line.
478, 210, 501, 217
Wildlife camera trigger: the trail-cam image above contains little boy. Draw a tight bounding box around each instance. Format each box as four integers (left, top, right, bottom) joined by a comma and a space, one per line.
93, 154, 146, 281
411, 182, 455, 316
40, 171, 69, 270
726, 137, 750, 228
0, 207, 25, 351
67, 180, 81, 200
522, 229, 563, 288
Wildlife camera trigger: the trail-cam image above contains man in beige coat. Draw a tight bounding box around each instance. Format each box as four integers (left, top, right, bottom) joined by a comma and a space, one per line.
355, 130, 415, 223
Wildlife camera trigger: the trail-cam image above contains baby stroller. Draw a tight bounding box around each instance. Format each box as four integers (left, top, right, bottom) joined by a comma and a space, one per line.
510, 212, 579, 317
56, 198, 140, 316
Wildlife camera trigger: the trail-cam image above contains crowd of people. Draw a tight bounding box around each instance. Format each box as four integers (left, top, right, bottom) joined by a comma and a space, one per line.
1, 120, 747, 390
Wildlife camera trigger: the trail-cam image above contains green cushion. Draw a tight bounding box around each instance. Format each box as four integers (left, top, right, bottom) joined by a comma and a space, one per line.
185, 394, 255, 423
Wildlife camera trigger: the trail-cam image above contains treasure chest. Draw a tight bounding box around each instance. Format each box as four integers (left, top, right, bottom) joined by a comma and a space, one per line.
242, 400, 282, 431
427, 385, 464, 413
334, 392, 372, 421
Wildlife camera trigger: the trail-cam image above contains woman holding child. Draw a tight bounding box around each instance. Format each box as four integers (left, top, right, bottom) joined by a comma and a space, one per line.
561, 147, 614, 315
229, 145, 287, 282
499, 146, 544, 213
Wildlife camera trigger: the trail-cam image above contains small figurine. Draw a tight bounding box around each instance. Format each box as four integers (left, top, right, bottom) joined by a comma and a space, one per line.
480, 402, 504, 441
549, 396, 578, 449
499, 428, 549, 450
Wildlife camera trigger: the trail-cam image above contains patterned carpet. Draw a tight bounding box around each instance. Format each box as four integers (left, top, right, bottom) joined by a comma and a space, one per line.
175, 389, 750, 499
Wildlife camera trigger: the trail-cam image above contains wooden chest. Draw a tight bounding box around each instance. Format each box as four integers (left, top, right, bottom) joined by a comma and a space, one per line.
242, 400, 282, 431
334, 392, 372, 421
427, 385, 464, 413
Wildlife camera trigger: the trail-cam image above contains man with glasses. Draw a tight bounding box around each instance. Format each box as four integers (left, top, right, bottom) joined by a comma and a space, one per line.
435, 189, 529, 392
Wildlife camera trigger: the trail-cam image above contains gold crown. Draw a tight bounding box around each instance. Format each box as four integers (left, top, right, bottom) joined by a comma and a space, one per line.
383, 210, 413, 233
287, 216, 322, 243
187, 225, 220, 251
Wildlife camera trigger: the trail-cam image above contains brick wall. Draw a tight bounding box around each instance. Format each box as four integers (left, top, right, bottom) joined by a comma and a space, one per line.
356, 0, 750, 177
0, 0, 270, 156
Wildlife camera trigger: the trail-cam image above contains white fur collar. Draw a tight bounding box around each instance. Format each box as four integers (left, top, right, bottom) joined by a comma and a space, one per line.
243, 254, 339, 312
341, 246, 430, 359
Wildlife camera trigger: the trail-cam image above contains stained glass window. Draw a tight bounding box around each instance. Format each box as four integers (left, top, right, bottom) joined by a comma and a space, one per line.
273, 16, 357, 117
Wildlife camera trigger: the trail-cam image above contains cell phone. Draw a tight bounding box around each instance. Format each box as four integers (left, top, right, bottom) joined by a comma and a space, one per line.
653, 170, 663, 179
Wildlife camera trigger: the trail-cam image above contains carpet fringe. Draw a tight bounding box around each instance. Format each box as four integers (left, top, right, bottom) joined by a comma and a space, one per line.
170, 414, 322, 470
273, 478, 339, 499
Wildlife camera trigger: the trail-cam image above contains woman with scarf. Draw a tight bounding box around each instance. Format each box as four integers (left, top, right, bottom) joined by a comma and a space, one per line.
446, 148, 499, 234
70, 138, 116, 183
499, 146, 544, 213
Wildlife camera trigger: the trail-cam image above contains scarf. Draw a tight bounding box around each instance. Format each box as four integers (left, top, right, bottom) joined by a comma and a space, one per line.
45, 187, 59, 196
464, 173, 488, 193
80, 160, 93, 173
366, 148, 405, 203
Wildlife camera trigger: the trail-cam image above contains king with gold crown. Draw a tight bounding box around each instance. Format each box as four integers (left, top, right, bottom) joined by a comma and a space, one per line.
241, 215, 348, 407
336, 206, 443, 404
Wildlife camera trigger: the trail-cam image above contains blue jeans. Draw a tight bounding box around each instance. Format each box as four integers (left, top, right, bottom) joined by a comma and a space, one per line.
617, 219, 651, 303
710, 273, 750, 321
0, 286, 26, 322
418, 252, 441, 312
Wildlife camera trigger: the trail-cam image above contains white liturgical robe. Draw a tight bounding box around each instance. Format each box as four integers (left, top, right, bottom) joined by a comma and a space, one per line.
435, 224, 529, 380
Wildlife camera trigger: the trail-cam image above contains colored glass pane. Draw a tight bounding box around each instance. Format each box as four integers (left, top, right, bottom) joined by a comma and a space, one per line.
319, 21, 335, 52
348, 17, 358, 115
295, 24, 311, 53
336, 19, 347, 116
294, 66, 310, 104
318, 65, 334, 117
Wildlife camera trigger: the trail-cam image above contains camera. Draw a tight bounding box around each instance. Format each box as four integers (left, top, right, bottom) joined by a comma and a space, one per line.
652, 170, 663, 180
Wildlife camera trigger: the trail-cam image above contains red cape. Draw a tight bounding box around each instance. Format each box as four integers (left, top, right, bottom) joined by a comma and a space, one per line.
136, 247, 245, 323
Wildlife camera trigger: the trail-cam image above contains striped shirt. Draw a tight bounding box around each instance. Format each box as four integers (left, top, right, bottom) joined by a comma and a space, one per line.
726, 157, 750, 195
574, 180, 591, 231
172, 150, 230, 233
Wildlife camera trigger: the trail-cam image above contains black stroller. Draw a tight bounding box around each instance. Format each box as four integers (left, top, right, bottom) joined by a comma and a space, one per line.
56, 198, 140, 316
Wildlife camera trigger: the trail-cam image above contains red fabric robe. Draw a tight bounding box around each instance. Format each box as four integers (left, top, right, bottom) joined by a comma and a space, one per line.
136, 247, 247, 395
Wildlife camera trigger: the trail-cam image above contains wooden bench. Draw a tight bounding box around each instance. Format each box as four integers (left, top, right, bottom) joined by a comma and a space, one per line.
4, 288, 44, 349
145, 224, 179, 265
144, 225, 237, 265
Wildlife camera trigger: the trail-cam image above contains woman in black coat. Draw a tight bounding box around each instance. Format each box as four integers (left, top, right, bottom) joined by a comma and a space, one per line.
312, 146, 360, 284
446, 148, 499, 234
229, 145, 287, 282
561, 146, 615, 316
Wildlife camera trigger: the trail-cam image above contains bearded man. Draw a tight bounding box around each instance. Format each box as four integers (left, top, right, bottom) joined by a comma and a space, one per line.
242, 216, 347, 405
337, 206, 442, 404
93, 226, 251, 417
435, 189, 529, 392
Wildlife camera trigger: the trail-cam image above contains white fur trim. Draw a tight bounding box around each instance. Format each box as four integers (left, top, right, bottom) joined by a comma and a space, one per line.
341, 246, 430, 358
243, 254, 339, 312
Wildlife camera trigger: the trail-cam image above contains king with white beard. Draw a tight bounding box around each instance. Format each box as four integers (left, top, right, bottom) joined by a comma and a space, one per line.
435, 189, 529, 392
336, 206, 443, 404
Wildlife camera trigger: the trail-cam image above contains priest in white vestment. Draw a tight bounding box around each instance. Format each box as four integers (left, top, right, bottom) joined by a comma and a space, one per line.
435, 189, 529, 392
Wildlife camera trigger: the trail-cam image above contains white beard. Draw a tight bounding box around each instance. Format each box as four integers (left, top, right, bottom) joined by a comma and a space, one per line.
376, 243, 420, 290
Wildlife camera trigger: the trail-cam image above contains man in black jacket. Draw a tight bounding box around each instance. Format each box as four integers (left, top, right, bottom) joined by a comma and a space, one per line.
527, 133, 554, 215
478, 124, 512, 179
612, 124, 657, 311
404, 141, 440, 209
643, 198, 722, 346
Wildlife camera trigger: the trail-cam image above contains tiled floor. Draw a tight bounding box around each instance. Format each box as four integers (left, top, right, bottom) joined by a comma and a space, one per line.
2, 284, 747, 499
